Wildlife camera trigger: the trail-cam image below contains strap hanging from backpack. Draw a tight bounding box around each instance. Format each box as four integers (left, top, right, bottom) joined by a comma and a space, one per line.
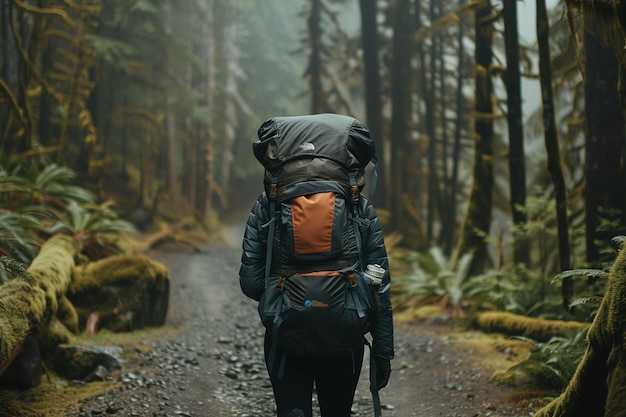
366, 339, 383, 417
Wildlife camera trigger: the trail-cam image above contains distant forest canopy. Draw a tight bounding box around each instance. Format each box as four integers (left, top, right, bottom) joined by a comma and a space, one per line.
1, 0, 626, 282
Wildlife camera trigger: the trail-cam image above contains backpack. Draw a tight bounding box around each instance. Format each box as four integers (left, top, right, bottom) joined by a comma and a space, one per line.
253, 113, 379, 358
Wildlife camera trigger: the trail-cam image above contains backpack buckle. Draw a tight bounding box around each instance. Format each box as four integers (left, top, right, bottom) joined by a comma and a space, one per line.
350, 176, 359, 204
347, 272, 358, 288
351, 185, 359, 200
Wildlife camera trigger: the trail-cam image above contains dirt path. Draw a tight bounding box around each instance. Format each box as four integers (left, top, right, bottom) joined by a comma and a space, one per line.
66, 236, 530, 417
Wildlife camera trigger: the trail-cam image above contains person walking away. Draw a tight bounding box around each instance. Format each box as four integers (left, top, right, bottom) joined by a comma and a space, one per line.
239, 114, 394, 417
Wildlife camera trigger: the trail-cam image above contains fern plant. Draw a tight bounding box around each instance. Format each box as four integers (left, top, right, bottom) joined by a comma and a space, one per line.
394, 247, 474, 316
1, 163, 95, 211
552, 267, 608, 311
503, 325, 589, 390
29, 163, 95, 209
465, 269, 529, 313
47, 200, 137, 260
0, 211, 45, 264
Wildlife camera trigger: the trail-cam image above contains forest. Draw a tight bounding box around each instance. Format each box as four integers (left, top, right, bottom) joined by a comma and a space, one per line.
1, 0, 626, 412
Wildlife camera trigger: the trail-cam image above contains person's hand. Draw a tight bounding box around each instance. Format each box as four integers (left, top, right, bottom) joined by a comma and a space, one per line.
375, 358, 391, 390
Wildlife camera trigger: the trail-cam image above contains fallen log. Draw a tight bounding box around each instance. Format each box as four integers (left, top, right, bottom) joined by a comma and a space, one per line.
1, 234, 170, 387
68, 255, 170, 332
0, 235, 78, 375
474, 311, 586, 342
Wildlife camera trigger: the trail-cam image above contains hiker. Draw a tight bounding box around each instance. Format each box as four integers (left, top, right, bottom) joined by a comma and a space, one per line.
239, 114, 394, 417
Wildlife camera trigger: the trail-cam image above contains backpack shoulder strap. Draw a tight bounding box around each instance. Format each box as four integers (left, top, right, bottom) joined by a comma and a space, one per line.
264, 176, 286, 376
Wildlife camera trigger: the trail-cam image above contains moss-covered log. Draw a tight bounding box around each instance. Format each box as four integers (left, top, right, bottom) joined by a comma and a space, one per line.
69, 255, 170, 332
474, 311, 586, 342
533, 247, 626, 416
0, 235, 78, 375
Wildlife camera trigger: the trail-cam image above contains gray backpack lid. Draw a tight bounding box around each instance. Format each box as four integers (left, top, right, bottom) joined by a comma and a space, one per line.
253, 113, 375, 171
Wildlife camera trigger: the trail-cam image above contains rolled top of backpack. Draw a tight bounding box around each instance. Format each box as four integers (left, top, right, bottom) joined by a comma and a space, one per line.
254, 113, 375, 171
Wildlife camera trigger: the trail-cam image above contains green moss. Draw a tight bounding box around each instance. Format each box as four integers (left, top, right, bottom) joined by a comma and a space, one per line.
0, 235, 78, 374
475, 311, 586, 342
0, 372, 121, 417
533, 247, 626, 416
56, 295, 79, 334
0, 281, 46, 373
69, 255, 170, 332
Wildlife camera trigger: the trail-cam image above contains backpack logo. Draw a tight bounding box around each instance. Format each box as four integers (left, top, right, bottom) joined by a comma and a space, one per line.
305, 299, 329, 308
299, 142, 315, 151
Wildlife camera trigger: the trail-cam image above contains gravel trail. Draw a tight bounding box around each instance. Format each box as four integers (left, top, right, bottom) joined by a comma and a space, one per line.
67, 238, 529, 417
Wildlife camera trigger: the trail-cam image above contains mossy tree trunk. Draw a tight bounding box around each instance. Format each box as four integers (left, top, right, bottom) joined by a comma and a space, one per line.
440, 0, 467, 256
533, 245, 626, 417
453, 0, 494, 274
503, 0, 529, 266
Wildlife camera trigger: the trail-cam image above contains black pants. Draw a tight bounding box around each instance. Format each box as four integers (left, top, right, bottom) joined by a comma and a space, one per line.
264, 334, 365, 417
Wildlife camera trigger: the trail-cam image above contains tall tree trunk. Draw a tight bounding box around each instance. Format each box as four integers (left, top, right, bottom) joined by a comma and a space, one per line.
425, 0, 439, 245
307, 0, 324, 114
164, 2, 178, 197
218, 1, 239, 215
503, 0, 529, 266
584, 16, 626, 266
453, 0, 494, 274
183, 117, 197, 211
138, 125, 148, 207
389, 0, 414, 234
359, 0, 386, 206
166, 113, 178, 194
413, 0, 427, 245
187, 0, 214, 223
537, 0, 572, 308
441, 0, 466, 255
437, 23, 449, 248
